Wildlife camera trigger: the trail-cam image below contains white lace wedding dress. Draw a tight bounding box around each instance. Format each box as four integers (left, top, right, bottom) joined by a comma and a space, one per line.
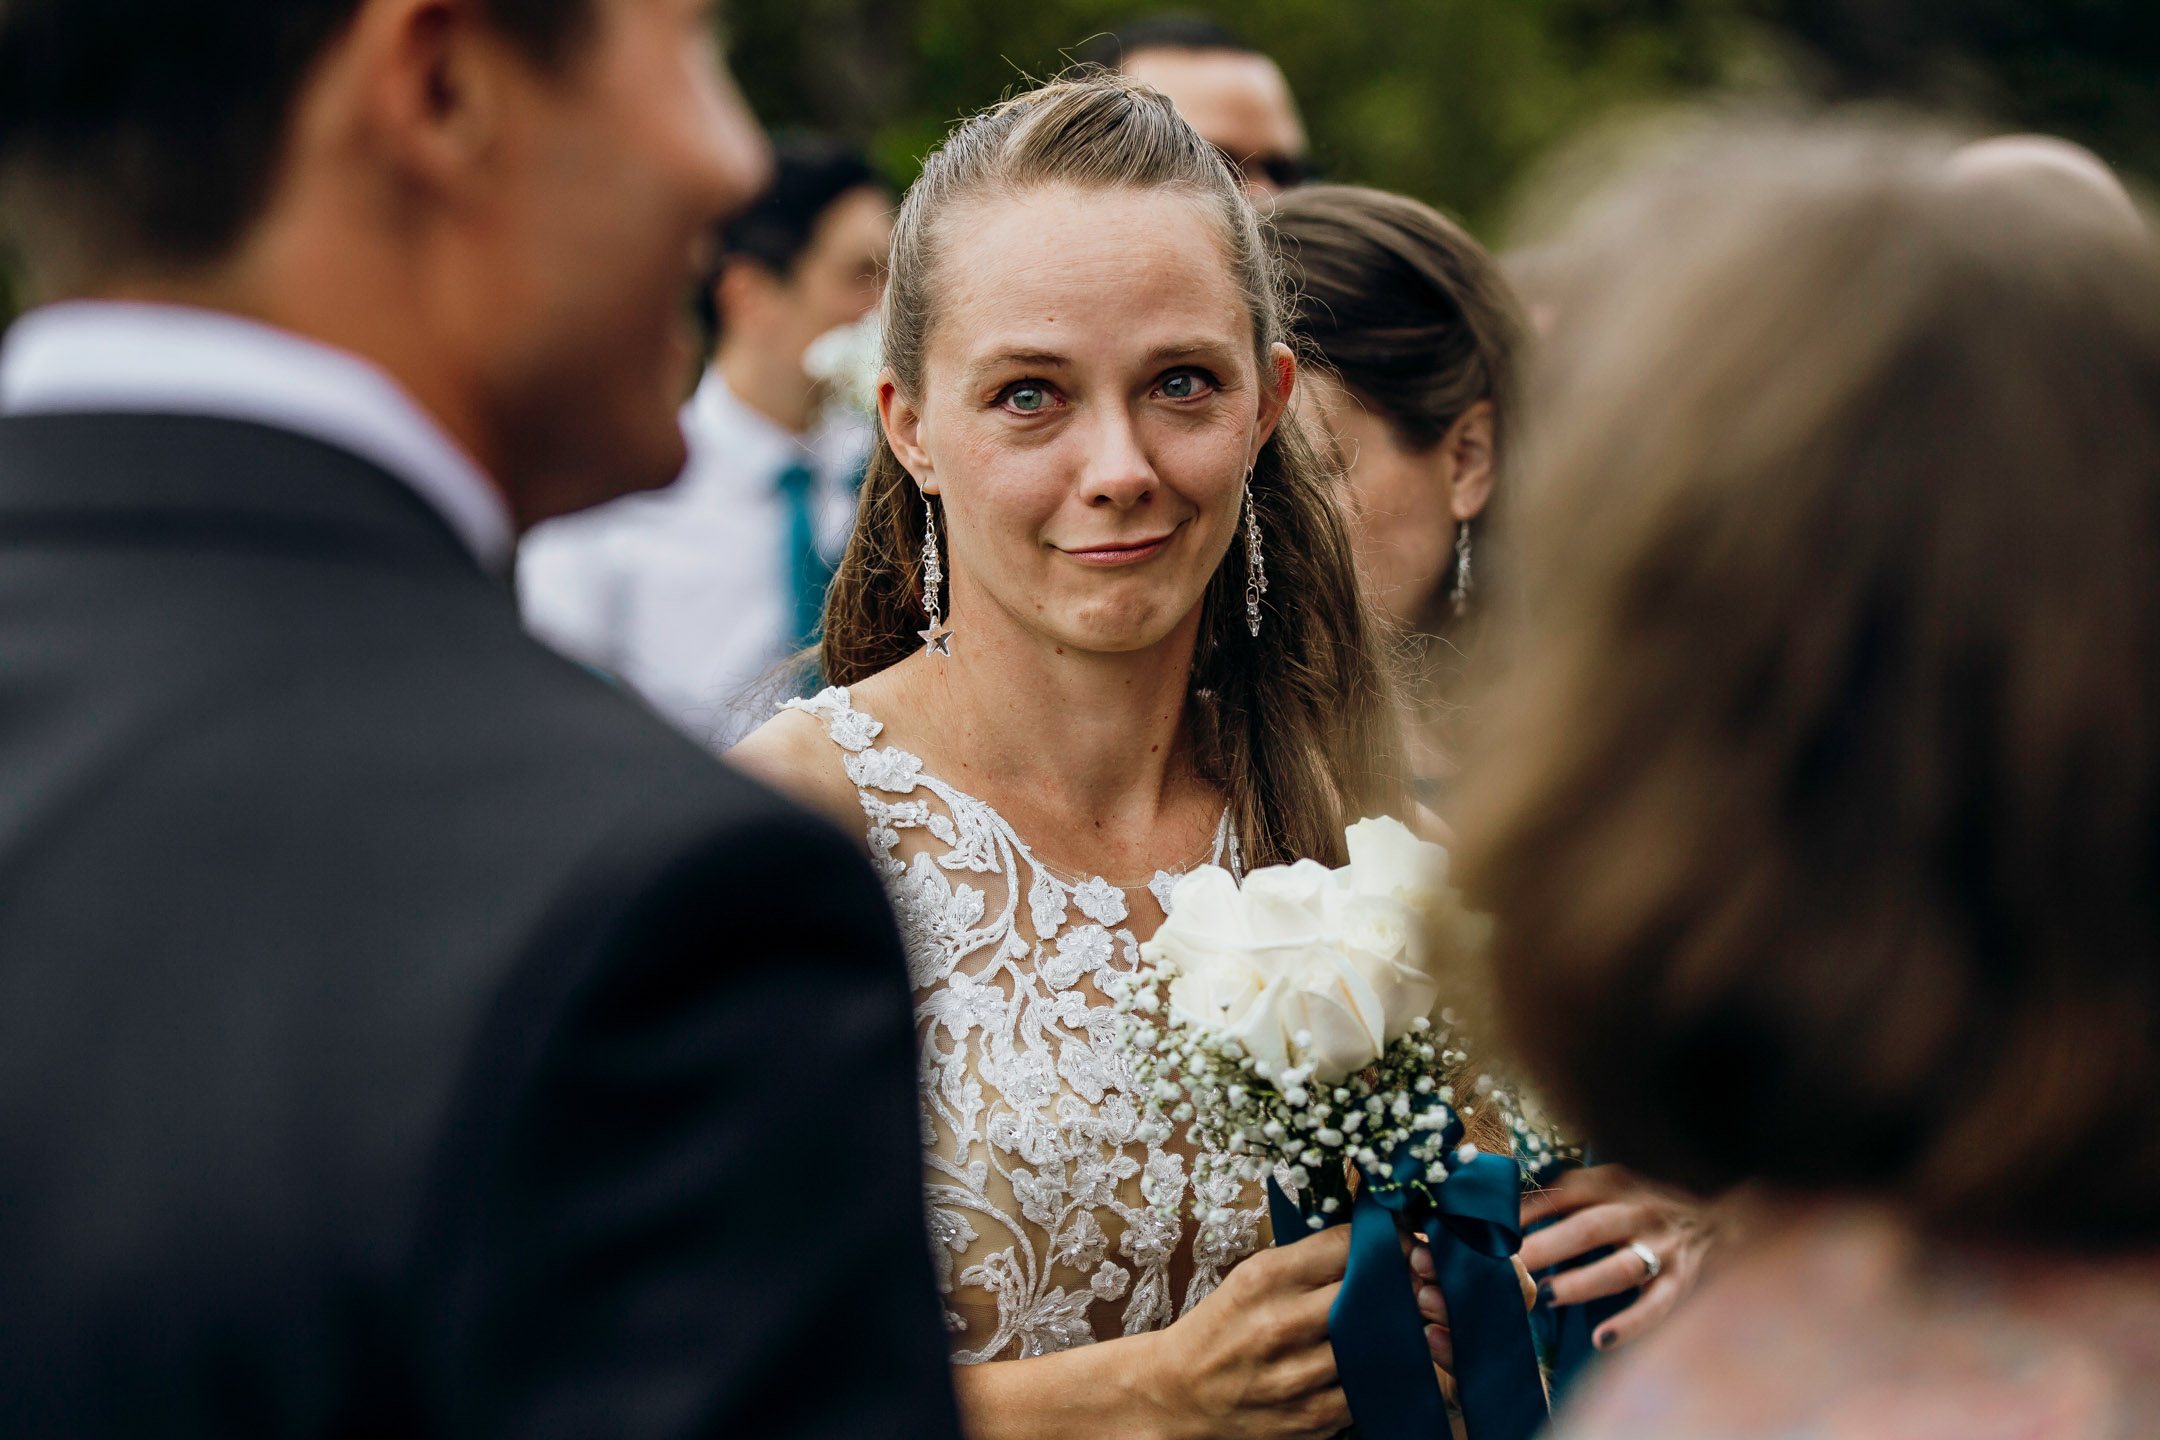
787, 686, 1270, 1363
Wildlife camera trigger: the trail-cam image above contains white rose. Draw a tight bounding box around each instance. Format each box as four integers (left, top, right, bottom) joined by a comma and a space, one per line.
1324, 888, 1440, 1057
1158, 867, 1273, 1034
1147, 833, 1451, 1084
1344, 815, 1448, 906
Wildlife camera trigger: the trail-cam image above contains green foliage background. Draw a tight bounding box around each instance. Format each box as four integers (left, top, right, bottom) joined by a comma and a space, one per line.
725, 0, 2160, 237
2, 1, 2155, 330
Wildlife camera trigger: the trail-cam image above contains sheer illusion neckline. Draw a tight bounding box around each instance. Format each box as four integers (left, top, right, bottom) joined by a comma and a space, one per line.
795, 685, 1241, 899
783, 684, 1264, 1363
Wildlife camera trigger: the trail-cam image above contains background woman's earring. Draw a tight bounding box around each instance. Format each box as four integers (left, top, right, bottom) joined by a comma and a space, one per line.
1450, 521, 1474, 617
918, 495, 954, 657
1243, 470, 1268, 638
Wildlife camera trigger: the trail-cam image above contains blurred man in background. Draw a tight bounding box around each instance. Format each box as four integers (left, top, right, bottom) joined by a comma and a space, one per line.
1079, 17, 1311, 197
521, 137, 890, 749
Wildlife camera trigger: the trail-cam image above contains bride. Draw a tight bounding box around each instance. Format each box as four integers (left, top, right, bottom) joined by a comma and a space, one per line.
733, 74, 1405, 1437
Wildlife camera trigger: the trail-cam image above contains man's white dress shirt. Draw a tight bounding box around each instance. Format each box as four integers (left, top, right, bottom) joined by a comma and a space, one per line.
0, 300, 513, 571
517, 371, 866, 751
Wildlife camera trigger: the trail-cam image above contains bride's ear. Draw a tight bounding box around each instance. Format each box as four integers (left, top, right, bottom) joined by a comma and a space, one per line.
877, 373, 938, 495
1251, 342, 1298, 458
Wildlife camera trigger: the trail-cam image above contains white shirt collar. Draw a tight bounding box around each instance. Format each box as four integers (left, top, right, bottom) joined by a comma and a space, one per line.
0, 300, 515, 572
688, 370, 816, 488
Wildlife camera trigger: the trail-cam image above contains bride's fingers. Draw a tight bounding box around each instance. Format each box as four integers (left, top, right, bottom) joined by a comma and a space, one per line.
1293, 1386, 1352, 1439
1425, 1320, 1454, 1371
1279, 1279, 1343, 1344
1282, 1338, 1343, 1388
1268, 1221, 1354, 1288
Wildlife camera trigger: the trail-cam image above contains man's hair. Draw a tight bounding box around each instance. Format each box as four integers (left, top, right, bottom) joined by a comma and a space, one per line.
1457, 121, 2160, 1242
1071, 16, 1259, 71
694, 135, 882, 337
0, 0, 592, 288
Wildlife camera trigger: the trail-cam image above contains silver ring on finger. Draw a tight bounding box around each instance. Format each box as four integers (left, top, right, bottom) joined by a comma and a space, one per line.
1627, 1241, 1662, 1282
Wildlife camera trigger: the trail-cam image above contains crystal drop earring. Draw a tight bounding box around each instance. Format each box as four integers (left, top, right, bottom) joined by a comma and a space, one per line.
1242, 467, 1268, 638
1450, 520, 1474, 616
917, 492, 954, 657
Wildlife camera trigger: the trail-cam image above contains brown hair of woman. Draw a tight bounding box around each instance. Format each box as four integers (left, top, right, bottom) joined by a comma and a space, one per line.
1456, 121, 2160, 1240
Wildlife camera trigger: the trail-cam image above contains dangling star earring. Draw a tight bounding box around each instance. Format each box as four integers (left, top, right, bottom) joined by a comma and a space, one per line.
1242, 466, 1267, 638
1450, 520, 1474, 617
918, 492, 954, 658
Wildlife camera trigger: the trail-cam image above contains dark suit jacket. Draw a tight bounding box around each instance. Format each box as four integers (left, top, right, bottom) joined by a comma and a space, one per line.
0, 413, 959, 1439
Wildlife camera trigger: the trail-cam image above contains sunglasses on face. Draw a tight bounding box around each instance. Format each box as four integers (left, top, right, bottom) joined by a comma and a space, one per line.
1214, 144, 1314, 192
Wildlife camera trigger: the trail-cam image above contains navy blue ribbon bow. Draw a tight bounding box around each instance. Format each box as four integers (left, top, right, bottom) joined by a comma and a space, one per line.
1269, 1106, 1548, 1440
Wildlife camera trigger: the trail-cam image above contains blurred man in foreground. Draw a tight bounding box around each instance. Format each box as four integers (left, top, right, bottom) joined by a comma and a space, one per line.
1080, 17, 1311, 196
0, 0, 958, 1435
521, 138, 890, 747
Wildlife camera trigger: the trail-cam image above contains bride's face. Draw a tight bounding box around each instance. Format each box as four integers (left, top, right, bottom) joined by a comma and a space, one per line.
880, 184, 1295, 657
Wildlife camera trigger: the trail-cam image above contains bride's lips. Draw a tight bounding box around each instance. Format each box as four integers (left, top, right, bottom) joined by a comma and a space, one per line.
1059, 528, 1180, 566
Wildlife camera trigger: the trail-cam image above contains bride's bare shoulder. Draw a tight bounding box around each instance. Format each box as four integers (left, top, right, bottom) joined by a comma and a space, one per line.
728, 707, 863, 838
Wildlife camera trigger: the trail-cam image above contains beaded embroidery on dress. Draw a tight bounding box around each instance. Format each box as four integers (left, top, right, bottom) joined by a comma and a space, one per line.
786, 685, 1268, 1363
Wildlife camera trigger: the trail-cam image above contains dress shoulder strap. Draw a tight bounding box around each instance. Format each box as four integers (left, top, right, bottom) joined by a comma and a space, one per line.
780, 684, 931, 805
781, 685, 883, 755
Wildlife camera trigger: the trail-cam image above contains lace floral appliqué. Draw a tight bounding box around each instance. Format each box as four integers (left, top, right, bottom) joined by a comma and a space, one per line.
786, 686, 1263, 1363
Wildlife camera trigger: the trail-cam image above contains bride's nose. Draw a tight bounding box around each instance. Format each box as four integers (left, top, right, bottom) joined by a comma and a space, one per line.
1081, 408, 1158, 508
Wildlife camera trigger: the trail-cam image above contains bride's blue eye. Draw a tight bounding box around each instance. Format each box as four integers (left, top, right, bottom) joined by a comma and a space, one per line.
1160, 369, 1214, 400
1004, 384, 1051, 413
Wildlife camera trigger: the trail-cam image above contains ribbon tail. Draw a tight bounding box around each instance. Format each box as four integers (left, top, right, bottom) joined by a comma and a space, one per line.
1266, 1174, 1308, 1246
1428, 1215, 1549, 1440
1328, 1191, 1450, 1440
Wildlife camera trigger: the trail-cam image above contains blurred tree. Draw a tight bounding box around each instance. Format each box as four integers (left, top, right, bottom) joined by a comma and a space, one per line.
1746, 0, 2160, 181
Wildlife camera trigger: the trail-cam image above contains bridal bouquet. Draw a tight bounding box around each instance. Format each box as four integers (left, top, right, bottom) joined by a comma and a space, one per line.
1114, 817, 1557, 1440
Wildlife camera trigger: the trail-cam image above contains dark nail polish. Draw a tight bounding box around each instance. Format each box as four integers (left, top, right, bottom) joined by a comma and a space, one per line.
1593, 1329, 1614, 1351
1535, 1281, 1555, 1307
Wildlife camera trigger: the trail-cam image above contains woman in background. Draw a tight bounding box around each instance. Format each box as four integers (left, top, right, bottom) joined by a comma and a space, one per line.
1276, 184, 1711, 1363
1459, 123, 2160, 1437
1272, 185, 1520, 805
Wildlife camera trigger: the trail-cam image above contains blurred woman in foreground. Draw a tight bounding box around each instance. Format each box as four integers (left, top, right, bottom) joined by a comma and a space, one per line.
1457, 123, 2160, 1436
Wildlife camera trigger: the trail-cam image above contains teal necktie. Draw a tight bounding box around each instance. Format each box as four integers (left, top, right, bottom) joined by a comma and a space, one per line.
775, 461, 832, 653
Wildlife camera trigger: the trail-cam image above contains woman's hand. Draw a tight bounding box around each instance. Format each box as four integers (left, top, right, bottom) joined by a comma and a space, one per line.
1516, 1164, 1713, 1351
1409, 1235, 1537, 1370
1138, 1221, 1353, 1440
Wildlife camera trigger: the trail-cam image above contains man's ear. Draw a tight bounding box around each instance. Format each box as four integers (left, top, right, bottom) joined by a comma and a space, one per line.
714, 258, 783, 333
1445, 399, 1496, 523
877, 373, 937, 495
333, 0, 518, 198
